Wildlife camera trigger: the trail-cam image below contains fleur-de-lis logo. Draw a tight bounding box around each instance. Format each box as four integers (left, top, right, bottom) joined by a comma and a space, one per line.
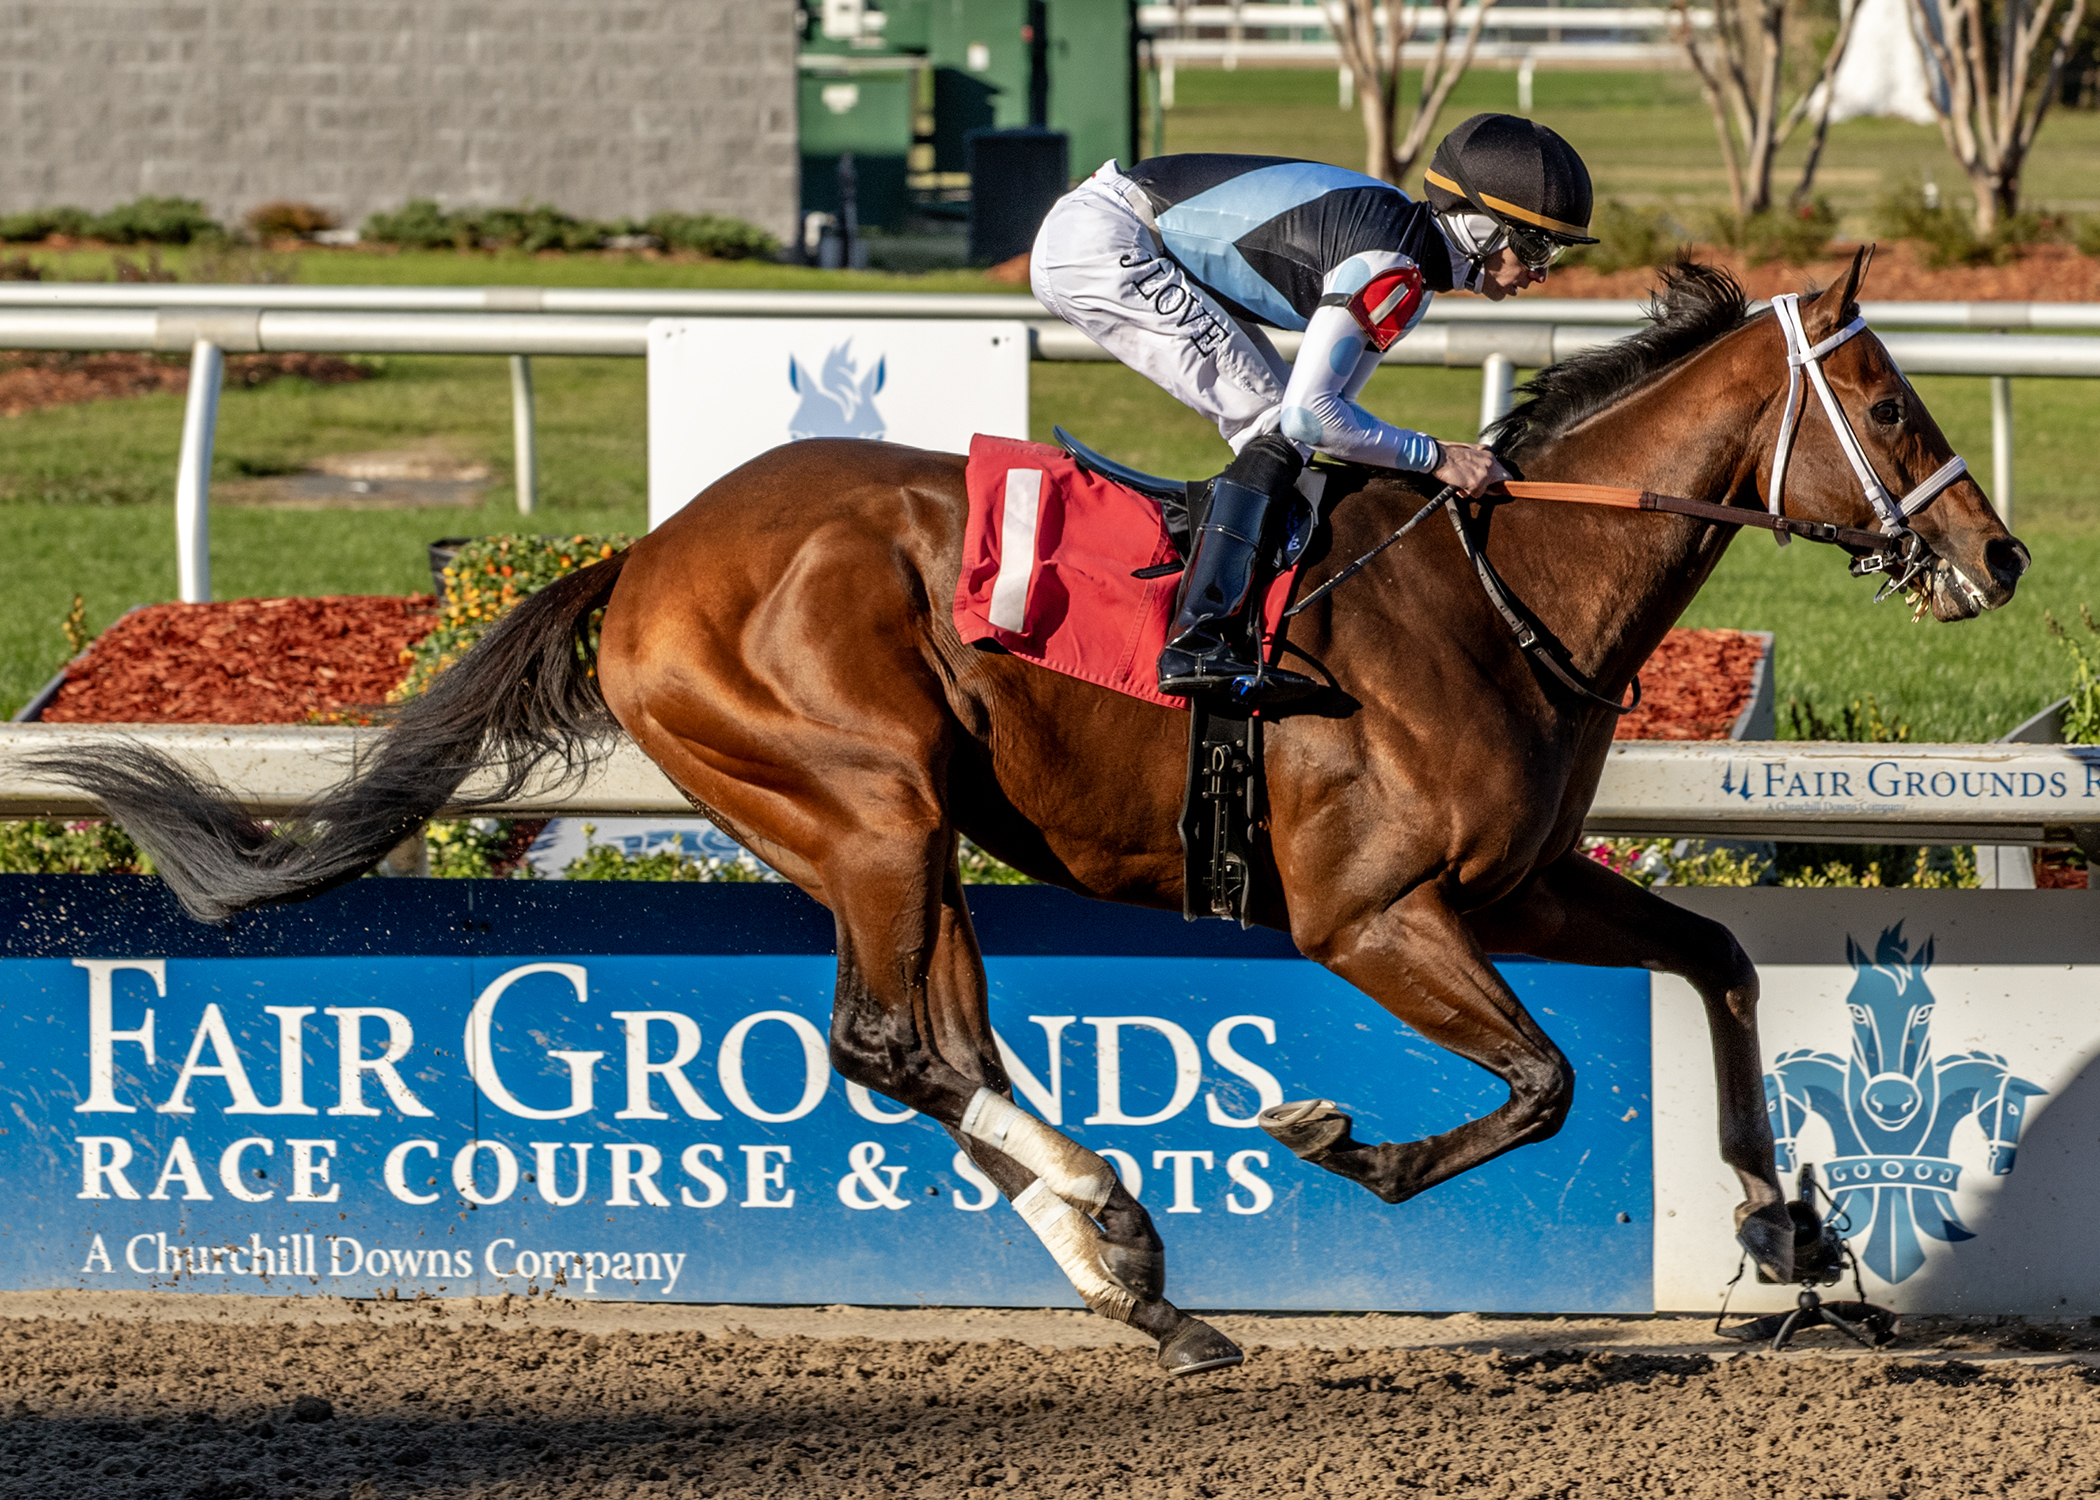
787, 341, 887, 441
1765, 923, 2046, 1283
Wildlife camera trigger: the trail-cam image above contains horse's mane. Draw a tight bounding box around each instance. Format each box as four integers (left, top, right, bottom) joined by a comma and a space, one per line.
1488, 260, 1752, 458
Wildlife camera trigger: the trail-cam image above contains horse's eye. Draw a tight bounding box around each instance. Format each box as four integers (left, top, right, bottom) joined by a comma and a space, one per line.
1870, 399, 1904, 426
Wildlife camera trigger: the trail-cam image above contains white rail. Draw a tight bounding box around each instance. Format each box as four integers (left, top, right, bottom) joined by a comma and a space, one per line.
0, 724, 2092, 846
5, 284, 2093, 330
0, 298, 2091, 601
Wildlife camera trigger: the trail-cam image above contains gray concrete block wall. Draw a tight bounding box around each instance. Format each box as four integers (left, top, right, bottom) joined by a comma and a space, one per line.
0, 2, 799, 240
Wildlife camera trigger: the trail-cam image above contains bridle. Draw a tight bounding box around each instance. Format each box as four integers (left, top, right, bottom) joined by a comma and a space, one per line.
1764, 292, 1970, 601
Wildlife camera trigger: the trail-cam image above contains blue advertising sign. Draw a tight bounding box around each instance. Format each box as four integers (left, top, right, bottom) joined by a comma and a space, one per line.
0, 880, 1652, 1312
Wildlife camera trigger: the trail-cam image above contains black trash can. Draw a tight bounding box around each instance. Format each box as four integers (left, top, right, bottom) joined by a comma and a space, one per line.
966, 126, 1070, 267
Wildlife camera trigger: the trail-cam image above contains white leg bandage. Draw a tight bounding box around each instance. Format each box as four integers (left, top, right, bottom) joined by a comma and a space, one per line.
960, 1088, 1116, 1214
1013, 1178, 1138, 1323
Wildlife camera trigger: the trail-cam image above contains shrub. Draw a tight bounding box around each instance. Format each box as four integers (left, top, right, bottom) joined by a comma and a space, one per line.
395, 533, 635, 700
475, 203, 607, 253
363, 198, 473, 250
425, 818, 541, 879
246, 201, 340, 240
1872, 180, 2055, 267
0, 206, 93, 242
645, 212, 781, 261
1564, 201, 1681, 275
90, 196, 222, 245
1784, 693, 1910, 743
2047, 607, 2100, 743
0, 820, 152, 874
1777, 846, 1978, 888
563, 834, 776, 882
1705, 199, 1837, 266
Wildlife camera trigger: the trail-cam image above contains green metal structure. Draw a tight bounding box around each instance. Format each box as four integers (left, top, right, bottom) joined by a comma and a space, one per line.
799, 0, 1137, 232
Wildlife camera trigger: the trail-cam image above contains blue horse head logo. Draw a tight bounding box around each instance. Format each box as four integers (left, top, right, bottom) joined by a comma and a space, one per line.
787, 341, 886, 441
1765, 923, 2046, 1283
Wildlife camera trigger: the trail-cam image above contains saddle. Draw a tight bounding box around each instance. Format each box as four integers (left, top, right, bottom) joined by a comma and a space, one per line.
1054, 428, 1296, 927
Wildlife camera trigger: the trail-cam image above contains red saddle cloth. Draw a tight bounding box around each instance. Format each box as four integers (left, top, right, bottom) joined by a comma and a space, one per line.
953, 435, 1297, 711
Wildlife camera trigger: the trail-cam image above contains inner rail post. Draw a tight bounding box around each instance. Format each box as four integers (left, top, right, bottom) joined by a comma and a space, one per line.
1479, 352, 1516, 438
511, 354, 538, 515
175, 339, 224, 604
1990, 374, 2013, 533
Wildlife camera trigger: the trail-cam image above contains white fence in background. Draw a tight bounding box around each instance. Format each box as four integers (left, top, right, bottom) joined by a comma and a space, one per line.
0, 289, 2095, 599
1132, 2, 1706, 104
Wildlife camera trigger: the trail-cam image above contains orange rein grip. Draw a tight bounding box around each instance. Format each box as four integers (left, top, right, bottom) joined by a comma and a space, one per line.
1490, 480, 1650, 509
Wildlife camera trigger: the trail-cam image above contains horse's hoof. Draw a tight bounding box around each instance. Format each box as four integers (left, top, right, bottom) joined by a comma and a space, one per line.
1259, 1098, 1352, 1163
1102, 1244, 1166, 1302
1157, 1317, 1244, 1378
1737, 1201, 1796, 1282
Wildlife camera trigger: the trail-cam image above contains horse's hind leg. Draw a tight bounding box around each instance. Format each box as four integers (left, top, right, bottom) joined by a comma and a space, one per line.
827, 826, 1242, 1376
1467, 851, 1792, 1280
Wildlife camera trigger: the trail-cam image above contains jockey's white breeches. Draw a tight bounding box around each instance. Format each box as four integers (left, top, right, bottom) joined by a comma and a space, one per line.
1030, 164, 1296, 453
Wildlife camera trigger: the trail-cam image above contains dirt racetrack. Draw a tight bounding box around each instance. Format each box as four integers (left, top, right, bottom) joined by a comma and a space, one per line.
2, 1294, 2097, 1500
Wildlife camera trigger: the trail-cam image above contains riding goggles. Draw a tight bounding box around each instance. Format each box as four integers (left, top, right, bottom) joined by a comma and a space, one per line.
1502, 221, 1570, 273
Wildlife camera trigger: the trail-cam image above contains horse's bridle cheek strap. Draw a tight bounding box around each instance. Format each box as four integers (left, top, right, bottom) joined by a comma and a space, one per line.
1764, 293, 1968, 546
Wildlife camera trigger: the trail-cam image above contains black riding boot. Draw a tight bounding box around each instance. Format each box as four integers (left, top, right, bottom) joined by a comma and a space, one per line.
1157, 434, 1320, 705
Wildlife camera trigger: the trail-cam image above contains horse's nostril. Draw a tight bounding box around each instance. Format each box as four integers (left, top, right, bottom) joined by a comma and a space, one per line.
1984, 536, 2030, 586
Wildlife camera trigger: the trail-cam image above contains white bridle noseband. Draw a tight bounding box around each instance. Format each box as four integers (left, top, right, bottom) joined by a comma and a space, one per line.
1764, 292, 1969, 590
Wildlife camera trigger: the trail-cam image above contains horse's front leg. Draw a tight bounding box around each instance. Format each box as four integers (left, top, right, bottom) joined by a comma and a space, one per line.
1262, 882, 1577, 1202
1468, 850, 1792, 1281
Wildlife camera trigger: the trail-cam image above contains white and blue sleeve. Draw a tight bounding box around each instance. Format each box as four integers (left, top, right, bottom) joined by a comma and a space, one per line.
1274, 251, 1441, 472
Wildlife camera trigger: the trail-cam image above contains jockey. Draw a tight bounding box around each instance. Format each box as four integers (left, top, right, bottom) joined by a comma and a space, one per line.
1030, 113, 1596, 705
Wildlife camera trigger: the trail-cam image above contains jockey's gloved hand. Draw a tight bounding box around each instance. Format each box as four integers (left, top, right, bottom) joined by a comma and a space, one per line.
1433, 441, 1510, 500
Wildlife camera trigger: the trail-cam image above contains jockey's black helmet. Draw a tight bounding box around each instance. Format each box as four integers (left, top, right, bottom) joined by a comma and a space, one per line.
1424, 114, 1597, 247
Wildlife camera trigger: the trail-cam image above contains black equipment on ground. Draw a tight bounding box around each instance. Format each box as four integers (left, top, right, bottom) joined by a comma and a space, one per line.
1715, 1163, 1901, 1353
966, 126, 1069, 266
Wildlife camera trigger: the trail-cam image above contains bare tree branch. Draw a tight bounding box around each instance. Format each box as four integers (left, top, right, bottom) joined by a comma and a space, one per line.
1905, 0, 2087, 231
1322, 0, 1497, 183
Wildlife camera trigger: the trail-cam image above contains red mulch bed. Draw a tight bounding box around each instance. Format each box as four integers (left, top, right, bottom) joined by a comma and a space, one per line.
2036, 852, 2088, 889
0, 352, 368, 417
42, 596, 436, 724
41, 597, 1760, 742
1614, 629, 1767, 741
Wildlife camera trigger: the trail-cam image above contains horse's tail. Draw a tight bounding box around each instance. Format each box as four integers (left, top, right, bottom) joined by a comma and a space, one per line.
35, 551, 632, 923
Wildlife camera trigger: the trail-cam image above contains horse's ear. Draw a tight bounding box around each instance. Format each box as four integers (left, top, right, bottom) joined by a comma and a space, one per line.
1916, 935, 1934, 973
1803, 244, 1873, 340
1846, 934, 1862, 969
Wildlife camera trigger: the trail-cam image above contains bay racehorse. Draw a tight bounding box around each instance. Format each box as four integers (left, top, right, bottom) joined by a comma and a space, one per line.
48, 254, 2026, 1374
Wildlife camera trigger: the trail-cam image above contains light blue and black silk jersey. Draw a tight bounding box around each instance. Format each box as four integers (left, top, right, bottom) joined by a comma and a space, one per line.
1124, 154, 1456, 332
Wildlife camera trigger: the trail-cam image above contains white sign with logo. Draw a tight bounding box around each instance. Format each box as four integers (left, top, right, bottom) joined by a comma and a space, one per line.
646, 317, 1031, 530
1651, 890, 2100, 1316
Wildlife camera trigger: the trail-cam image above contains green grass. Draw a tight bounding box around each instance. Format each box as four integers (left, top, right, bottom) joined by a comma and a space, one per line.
1162, 66, 2100, 229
